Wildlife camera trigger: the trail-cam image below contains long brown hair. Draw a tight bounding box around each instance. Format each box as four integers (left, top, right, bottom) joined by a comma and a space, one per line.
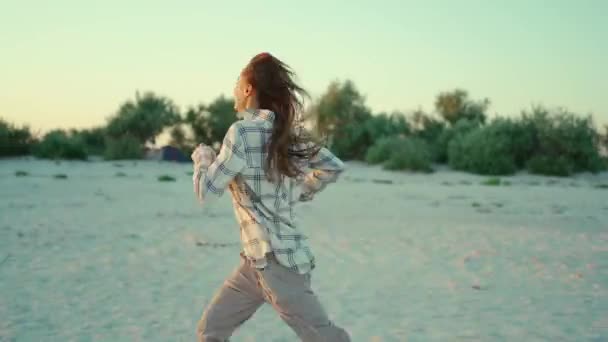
242, 53, 320, 181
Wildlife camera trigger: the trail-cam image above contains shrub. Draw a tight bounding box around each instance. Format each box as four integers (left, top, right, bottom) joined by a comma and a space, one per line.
329, 113, 410, 161
434, 119, 480, 163
329, 122, 369, 160
365, 136, 402, 165
104, 135, 143, 160
364, 113, 410, 141
383, 137, 433, 172
53, 174, 68, 179
481, 177, 501, 186
448, 124, 517, 175
72, 127, 106, 156
0, 119, 36, 156
526, 155, 573, 177
521, 107, 605, 176
33, 130, 87, 160
15, 170, 29, 177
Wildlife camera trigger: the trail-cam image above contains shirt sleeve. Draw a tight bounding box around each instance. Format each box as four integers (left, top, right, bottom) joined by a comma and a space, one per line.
299, 146, 345, 201
194, 122, 247, 206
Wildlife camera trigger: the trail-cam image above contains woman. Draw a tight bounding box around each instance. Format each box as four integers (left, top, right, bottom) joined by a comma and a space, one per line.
191, 53, 350, 342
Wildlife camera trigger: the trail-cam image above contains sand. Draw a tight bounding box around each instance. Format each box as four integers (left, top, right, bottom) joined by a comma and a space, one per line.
1, 158, 607, 341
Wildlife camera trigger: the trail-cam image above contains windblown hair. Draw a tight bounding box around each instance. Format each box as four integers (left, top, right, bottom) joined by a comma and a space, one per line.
242, 53, 320, 181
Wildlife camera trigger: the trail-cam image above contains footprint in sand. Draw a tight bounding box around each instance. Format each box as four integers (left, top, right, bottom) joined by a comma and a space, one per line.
195, 240, 238, 248
551, 204, 568, 214
448, 195, 469, 200
462, 251, 493, 290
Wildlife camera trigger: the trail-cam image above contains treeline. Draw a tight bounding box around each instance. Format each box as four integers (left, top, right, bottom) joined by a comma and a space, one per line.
0, 92, 238, 161
1, 81, 608, 177
310, 81, 608, 176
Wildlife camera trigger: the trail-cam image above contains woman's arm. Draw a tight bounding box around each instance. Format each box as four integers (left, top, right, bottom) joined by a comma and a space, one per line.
299, 146, 345, 201
193, 122, 246, 206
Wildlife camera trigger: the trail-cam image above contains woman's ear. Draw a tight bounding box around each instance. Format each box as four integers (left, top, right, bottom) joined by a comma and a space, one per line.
244, 83, 253, 97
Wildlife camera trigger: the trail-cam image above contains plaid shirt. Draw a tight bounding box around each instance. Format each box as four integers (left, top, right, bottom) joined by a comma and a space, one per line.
193, 109, 345, 274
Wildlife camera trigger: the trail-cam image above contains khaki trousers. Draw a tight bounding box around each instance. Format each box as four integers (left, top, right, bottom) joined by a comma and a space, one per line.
197, 254, 350, 342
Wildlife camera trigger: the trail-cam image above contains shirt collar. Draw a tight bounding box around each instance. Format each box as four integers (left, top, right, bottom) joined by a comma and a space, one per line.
242, 109, 275, 122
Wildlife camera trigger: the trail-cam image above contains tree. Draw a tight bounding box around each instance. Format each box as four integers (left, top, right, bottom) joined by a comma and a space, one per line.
410, 109, 445, 142
184, 95, 238, 149
0, 118, 36, 156
310, 80, 372, 138
602, 124, 608, 152
106, 92, 180, 145
307, 80, 373, 159
206, 95, 238, 147
435, 89, 489, 125
185, 104, 210, 145
168, 123, 196, 154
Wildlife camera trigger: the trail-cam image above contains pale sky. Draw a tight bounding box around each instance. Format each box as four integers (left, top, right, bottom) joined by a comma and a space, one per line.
1, 0, 607, 132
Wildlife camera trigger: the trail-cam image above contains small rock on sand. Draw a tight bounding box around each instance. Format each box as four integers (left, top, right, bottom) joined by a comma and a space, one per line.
372, 179, 393, 185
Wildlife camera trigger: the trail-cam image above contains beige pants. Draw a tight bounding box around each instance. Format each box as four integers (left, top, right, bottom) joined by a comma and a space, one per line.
197, 254, 350, 342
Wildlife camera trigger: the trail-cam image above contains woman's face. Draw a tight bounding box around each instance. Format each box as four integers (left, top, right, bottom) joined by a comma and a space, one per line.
233, 71, 253, 113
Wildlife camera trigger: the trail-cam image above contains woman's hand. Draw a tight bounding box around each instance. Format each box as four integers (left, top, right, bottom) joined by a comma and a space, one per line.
191, 143, 217, 169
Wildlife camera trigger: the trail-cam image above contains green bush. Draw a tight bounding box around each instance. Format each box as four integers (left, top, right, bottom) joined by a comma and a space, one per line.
365, 136, 402, 164
522, 107, 605, 175
364, 113, 410, 141
104, 135, 143, 160
0, 119, 36, 157
330, 122, 371, 160
481, 177, 501, 186
434, 119, 480, 163
71, 127, 106, 156
33, 130, 87, 160
448, 124, 517, 175
329, 113, 410, 161
53, 174, 68, 179
446, 110, 604, 176
383, 137, 433, 172
520, 108, 605, 176
526, 155, 573, 177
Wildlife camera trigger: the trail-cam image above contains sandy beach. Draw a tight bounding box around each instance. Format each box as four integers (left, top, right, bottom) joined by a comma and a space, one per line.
1, 158, 607, 341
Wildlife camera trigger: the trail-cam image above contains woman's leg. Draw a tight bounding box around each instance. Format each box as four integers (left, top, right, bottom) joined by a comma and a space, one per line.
197, 257, 265, 342
257, 258, 351, 342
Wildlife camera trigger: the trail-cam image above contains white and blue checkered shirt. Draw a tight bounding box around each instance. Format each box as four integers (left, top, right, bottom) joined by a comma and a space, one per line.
193, 109, 344, 274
